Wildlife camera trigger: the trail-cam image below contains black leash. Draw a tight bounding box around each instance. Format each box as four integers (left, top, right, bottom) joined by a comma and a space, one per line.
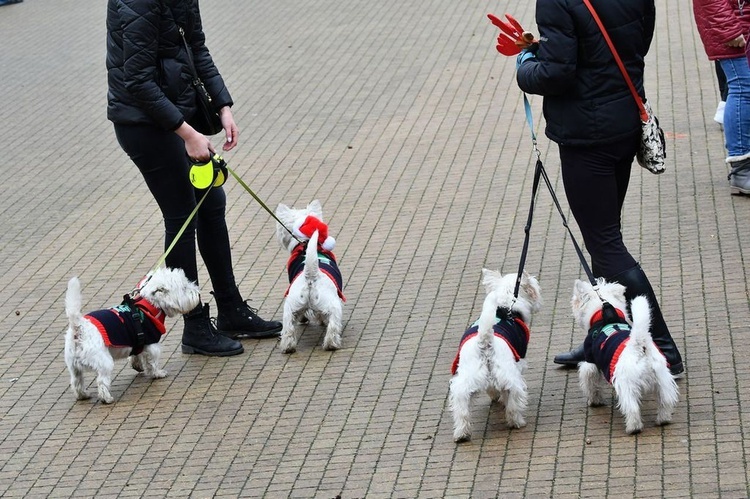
513, 94, 598, 301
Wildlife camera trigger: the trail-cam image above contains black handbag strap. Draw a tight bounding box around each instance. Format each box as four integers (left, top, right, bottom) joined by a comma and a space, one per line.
178, 27, 203, 85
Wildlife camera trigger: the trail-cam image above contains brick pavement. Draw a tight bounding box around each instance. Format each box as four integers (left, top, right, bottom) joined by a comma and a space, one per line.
0, 0, 749, 497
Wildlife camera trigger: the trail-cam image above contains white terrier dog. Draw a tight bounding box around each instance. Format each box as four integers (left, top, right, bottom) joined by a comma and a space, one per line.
571, 278, 679, 434
275, 200, 345, 354
64, 267, 200, 403
449, 269, 542, 443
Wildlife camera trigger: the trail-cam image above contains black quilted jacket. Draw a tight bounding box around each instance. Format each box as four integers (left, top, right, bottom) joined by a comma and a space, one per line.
106, 0, 233, 130
516, 0, 655, 146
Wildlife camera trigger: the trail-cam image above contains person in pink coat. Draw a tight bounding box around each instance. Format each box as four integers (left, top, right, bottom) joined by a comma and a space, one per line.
693, 0, 750, 195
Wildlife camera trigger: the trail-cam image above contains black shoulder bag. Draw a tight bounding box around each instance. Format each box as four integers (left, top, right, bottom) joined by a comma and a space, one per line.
179, 27, 223, 136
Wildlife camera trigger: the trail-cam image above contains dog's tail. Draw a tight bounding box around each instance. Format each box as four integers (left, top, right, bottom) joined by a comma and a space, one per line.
304, 230, 321, 284
476, 292, 499, 349
628, 295, 652, 352
65, 277, 84, 336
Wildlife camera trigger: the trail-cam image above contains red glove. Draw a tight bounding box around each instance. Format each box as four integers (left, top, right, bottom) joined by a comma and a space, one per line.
487, 13, 537, 56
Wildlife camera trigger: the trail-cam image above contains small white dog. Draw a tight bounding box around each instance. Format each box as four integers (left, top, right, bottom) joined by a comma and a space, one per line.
449, 269, 542, 443
64, 267, 200, 403
275, 200, 345, 354
571, 278, 679, 434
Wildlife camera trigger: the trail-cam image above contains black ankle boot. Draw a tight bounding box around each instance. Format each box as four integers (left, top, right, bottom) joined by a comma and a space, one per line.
182, 303, 244, 356
610, 264, 684, 376
553, 343, 585, 367
213, 292, 282, 340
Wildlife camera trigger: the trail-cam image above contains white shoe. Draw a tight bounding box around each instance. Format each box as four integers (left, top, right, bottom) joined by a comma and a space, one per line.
714, 101, 725, 125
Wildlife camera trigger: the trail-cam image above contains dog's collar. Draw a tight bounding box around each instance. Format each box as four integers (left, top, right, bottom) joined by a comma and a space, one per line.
497, 306, 516, 321
132, 296, 167, 332
589, 302, 626, 328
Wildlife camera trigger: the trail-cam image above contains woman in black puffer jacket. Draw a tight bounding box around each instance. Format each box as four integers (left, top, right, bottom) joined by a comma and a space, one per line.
516, 0, 683, 375
107, 0, 282, 357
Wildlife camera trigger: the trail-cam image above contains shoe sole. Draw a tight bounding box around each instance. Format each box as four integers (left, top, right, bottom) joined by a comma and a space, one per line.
730, 186, 750, 195
552, 359, 581, 368
220, 326, 282, 340
181, 344, 244, 356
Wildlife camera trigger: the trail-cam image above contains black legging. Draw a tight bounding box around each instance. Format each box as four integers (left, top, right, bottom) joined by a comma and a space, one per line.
114, 123, 240, 304
559, 133, 640, 279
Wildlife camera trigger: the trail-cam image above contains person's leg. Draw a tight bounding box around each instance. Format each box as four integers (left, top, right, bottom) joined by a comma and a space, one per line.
559, 139, 637, 279
551, 139, 635, 366
195, 186, 282, 339
553, 137, 683, 374
715, 61, 728, 125
716, 60, 729, 102
114, 124, 243, 356
720, 57, 750, 195
114, 125, 200, 282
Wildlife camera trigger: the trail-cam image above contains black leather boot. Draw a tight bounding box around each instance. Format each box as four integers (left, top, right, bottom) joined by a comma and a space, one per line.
214, 292, 282, 340
553, 343, 585, 367
182, 303, 244, 356
611, 264, 684, 376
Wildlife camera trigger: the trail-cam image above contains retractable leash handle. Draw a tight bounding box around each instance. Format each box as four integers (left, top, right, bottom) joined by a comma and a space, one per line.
189, 153, 227, 190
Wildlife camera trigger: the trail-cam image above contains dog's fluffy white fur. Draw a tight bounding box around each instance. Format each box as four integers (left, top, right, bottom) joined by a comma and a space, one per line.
572, 278, 679, 434
275, 200, 344, 354
449, 269, 542, 443
64, 267, 200, 403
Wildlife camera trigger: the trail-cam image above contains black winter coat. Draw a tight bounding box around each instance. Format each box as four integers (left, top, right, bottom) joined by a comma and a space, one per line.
516, 0, 655, 146
106, 0, 233, 130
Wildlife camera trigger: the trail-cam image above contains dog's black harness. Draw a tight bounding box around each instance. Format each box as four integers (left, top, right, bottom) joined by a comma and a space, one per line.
451, 307, 530, 375
583, 302, 630, 383
84, 295, 166, 355
286, 241, 345, 301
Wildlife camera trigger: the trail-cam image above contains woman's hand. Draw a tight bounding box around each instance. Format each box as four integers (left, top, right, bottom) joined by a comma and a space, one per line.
175, 122, 214, 161
728, 34, 746, 48
219, 106, 239, 151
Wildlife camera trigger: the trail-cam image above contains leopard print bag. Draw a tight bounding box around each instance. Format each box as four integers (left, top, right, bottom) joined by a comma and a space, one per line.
636, 101, 666, 175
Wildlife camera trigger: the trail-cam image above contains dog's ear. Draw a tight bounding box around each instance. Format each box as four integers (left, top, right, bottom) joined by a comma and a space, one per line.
481, 268, 501, 292
275, 203, 291, 219
307, 200, 323, 219
571, 279, 590, 310
520, 272, 541, 305
609, 282, 627, 302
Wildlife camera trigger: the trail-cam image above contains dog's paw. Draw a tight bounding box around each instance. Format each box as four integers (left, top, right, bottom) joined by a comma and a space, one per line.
625, 423, 643, 435
454, 432, 471, 443
131, 356, 144, 373
279, 335, 297, 354
587, 395, 606, 407
152, 369, 168, 379
99, 395, 115, 404
322, 337, 341, 351
507, 418, 527, 429
75, 391, 91, 401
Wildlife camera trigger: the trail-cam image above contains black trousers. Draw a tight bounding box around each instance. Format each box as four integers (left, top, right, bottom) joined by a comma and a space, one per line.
558, 134, 640, 279
114, 123, 240, 304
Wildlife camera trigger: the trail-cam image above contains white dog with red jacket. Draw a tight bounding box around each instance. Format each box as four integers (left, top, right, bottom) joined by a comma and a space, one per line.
64, 267, 200, 404
449, 269, 542, 443
275, 200, 345, 354
572, 278, 679, 434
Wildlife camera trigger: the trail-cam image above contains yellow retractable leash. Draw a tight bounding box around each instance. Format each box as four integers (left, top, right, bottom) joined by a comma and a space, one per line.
189, 153, 228, 189
142, 152, 301, 287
